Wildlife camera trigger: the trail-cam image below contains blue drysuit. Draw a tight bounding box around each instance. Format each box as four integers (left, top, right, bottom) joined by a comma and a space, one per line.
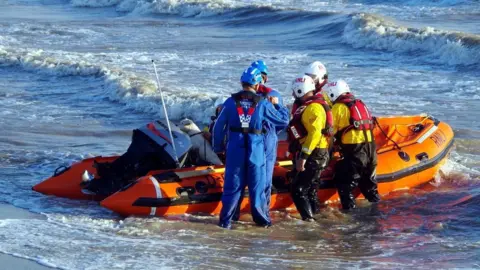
260, 89, 286, 209
232, 88, 286, 220
213, 90, 289, 228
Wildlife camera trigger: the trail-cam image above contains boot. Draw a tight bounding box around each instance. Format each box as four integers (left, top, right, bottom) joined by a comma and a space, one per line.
339, 191, 356, 210
364, 189, 380, 203
308, 188, 321, 214
292, 194, 314, 220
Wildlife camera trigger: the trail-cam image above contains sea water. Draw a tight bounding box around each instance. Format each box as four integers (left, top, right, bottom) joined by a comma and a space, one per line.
0, 0, 479, 269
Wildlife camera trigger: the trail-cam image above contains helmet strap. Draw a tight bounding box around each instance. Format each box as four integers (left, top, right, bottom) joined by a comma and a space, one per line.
262, 73, 268, 83
317, 79, 327, 91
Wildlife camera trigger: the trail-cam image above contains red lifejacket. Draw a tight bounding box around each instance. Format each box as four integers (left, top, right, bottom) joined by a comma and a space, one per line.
291, 90, 325, 115
287, 95, 334, 142
335, 93, 374, 140
229, 91, 265, 135
257, 84, 272, 96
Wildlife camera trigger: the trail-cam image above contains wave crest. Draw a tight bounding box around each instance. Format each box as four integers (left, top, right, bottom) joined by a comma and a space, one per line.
70, 0, 276, 17
342, 13, 480, 67
0, 45, 221, 124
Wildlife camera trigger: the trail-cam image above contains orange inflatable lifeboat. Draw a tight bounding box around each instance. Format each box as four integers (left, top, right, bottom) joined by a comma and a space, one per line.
33, 115, 454, 217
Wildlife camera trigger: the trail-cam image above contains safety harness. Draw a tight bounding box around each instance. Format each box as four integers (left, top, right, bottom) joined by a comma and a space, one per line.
287, 95, 334, 142
291, 89, 325, 115
229, 91, 265, 135
335, 93, 374, 144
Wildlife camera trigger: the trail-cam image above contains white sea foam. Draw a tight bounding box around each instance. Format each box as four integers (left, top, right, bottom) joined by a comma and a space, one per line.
402, 0, 474, 6
0, 45, 221, 124
0, 251, 62, 270
0, 218, 179, 269
72, 0, 267, 17
342, 13, 480, 66
65, 0, 480, 24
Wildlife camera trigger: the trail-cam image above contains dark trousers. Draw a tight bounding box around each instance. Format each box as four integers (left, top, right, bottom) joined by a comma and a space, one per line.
291, 148, 329, 220
335, 142, 380, 210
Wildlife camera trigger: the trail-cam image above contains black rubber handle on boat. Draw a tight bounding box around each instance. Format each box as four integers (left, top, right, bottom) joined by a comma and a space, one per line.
53, 165, 70, 177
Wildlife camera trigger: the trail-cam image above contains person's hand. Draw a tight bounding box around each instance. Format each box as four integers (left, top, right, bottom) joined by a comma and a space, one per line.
269, 96, 279, 105
296, 158, 306, 172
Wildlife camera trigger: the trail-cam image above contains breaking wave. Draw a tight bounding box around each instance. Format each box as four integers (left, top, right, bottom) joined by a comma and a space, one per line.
342, 13, 480, 67
0, 46, 222, 124
350, 0, 476, 6
71, 0, 272, 17
67, 0, 480, 68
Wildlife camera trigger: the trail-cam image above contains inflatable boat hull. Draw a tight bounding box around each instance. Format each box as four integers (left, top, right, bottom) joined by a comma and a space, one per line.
33, 115, 454, 217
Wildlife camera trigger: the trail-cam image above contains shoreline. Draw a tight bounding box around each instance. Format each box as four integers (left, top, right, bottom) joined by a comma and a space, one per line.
0, 203, 54, 270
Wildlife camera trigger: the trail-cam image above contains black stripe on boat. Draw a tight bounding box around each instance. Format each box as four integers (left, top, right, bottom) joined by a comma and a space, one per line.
133, 138, 454, 208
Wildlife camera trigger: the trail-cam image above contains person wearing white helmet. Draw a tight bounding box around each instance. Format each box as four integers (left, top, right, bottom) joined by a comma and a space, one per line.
304, 61, 328, 94
291, 61, 330, 115
286, 75, 332, 221
324, 80, 380, 210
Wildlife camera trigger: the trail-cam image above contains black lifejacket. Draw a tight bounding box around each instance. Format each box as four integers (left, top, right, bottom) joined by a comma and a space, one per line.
287, 95, 334, 143
229, 91, 265, 135
335, 93, 374, 142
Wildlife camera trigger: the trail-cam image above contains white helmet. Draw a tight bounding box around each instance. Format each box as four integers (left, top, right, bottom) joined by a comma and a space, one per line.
291, 75, 316, 98
304, 61, 327, 84
324, 79, 350, 102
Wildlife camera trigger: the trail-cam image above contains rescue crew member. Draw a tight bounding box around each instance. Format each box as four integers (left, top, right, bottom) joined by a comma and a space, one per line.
287, 75, 332, 221
324, 80, 380, 210
208, 97, 228, 135
212, 67, 289, 229
250, 60, 287, 209
291, 61, 329, 115
205, 97, 227, 143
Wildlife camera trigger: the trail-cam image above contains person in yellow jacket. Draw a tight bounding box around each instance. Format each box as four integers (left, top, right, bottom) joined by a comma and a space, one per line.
291, 61, 331, 115
287, 75, 332, 221
324, 79, 380, 210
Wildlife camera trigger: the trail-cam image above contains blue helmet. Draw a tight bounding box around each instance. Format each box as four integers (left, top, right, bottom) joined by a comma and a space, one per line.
240, 67, 263, 86
251, 60, 268, 75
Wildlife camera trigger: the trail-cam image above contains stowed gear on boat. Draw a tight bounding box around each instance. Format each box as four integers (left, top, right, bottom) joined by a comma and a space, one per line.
81, 119, 221, 196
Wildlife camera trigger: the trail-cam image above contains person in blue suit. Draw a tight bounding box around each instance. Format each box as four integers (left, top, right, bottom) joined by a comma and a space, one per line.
250, 60, 286, 210
213, 67, 289, 229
